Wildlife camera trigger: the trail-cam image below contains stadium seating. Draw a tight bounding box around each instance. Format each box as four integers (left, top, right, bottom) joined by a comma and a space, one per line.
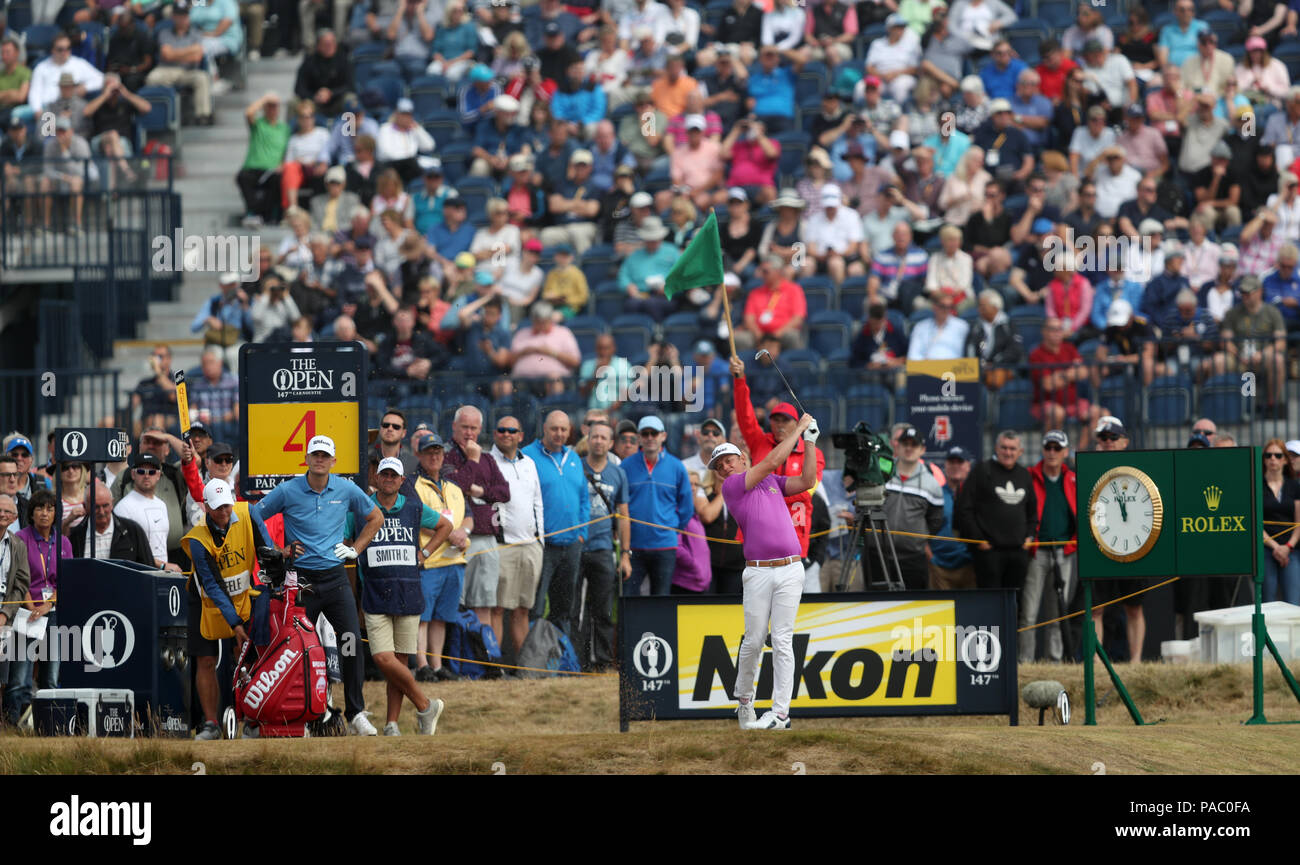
594, 281, 626, 320
1145, 374, 1194, 426
845, 382, 894, 431
490, 393, 541, 440
996, 378, 1036, 430
808, 310, 854, 357
661, 311, 703, 348
1198, 373, 1248, 423
610, 314, 655, 358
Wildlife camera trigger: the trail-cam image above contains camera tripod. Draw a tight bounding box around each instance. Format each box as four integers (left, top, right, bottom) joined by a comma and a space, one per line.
835, 486, 906, 592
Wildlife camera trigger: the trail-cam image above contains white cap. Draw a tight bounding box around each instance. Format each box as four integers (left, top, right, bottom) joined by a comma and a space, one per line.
630, 191, 653, 208
1286, 439, 1300, 455
377, 456, 404, 475
203, 478, 236, 509
1106, 299, 1133, 328
707, 442, 742, 469
494, 94, 520, 112
684, 113, 706, 131
219, 272, 240, 285
820, 184, 842, 206
988, 98, 1013, 113
307, 434, 336, 456
889, 129, 911, 150
723, 272, 741, 288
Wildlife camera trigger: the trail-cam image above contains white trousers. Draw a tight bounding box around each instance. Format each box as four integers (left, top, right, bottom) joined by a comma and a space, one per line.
735, 561, 804, 717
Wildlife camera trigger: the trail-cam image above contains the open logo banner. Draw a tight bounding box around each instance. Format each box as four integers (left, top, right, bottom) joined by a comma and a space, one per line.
620, 591, 1018, 724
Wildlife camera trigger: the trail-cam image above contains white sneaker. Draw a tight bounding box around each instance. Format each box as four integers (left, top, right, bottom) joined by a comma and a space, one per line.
736, 700, 756, 729
195, 720, 221, 740
349, 711, 378, 736
744, 711, 790, 730
211, 78, 232, 96
241, 722, 260, 739
383, 721, 401, 736
248, 49, 261, 60
241, 214, 264, 228
417, 698, 444, 735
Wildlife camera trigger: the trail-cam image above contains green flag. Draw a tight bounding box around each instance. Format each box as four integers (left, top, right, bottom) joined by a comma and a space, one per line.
663, 210, 725, 299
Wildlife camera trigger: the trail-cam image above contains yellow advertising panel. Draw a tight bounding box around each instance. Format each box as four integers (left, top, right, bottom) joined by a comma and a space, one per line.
246, 402, 360, 477
676, 600, 959, 710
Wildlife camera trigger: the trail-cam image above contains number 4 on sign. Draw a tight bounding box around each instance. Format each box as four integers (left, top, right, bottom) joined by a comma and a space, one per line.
283, 411, 317, 467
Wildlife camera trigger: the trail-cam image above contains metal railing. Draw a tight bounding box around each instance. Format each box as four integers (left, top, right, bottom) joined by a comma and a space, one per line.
0, 369, 123, 455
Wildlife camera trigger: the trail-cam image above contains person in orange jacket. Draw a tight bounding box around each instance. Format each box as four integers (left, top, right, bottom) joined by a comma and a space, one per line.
1024, 429, 1077, 663
728, 355, 825, 561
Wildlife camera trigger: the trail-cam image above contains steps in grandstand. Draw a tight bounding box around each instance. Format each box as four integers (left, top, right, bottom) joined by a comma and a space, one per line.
101, 54, 300, 416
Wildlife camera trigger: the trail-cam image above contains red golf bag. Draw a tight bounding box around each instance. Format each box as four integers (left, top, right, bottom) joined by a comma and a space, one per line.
233, 556, 328, 737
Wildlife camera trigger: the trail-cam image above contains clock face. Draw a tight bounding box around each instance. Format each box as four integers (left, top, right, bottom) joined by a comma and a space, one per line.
1088, 467, 1164, 562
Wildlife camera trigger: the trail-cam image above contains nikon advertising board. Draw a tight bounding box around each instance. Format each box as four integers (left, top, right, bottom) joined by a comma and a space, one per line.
619, 591, 1019, 725
1075, 447, 1260, 581
238, 342, 368, 496
905, 358, 982, 460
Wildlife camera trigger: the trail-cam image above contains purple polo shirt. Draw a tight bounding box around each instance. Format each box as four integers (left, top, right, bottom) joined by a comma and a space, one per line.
442, 440, 512, 537
722, 472, 800, 561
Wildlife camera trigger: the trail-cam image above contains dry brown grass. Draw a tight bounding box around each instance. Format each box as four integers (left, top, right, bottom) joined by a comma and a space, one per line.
3, 662, 1300, 774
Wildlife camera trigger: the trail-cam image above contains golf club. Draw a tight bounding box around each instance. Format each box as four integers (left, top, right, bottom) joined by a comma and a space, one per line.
755, 349, 808, 417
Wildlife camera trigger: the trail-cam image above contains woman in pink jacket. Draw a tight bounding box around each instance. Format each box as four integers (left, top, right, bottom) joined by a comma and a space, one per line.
1044, 251, 1094, 341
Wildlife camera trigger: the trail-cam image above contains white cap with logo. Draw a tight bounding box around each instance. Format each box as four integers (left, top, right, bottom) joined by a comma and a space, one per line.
707, 442, 743, 469
307, 435, 336, 456
203, 479, 236, 509
377, 456, 404, 475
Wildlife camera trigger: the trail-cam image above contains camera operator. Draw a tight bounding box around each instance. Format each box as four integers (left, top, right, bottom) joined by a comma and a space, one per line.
183, 478, 272, 741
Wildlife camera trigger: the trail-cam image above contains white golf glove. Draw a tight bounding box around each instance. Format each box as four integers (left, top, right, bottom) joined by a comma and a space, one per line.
803, 417, 820, 444
333, 543, 359, 561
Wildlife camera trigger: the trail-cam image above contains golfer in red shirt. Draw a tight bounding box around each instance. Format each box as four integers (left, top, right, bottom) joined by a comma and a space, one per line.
710, 411, 819, 731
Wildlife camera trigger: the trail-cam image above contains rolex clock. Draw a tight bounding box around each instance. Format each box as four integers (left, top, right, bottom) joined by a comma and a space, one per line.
1087, 467, 1164, 562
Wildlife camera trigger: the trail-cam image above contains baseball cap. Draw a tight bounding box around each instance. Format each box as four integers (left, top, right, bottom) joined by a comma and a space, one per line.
219, 271, 240, 285
475, 268, 495, 286
1126, 103, 1146, 117
1162, 240, 1185, 259
188, 420, 211, 438
206, 441, 234, 460
523, 237, 543, 253
770, 402, 798, 421
865, 75, 883, 89
615, 420, 638, 438
132, 452, 162, 469
1083, 37, 1105, 53
395, 97, 415, 114
988, 98, 1013, 114
570, 148, 593, 165
897, 426, 921, 443
469, 64, 494, 82
820, 184, 842, 206
630, 191, 653, 208
693, 339, 716, 356
417, 432, 446, 451
1210, 141, 1232, 160
4, 434, 33, 454
727, 186, 748, 202
494, 93, 520, 112
307, 435, 335, 456
1187, 432, 1212, 448
1043, 430, 1069, 449
707, 442, 743, 469
8, 115, 24, 129
960, 75, 983, 93
203, 479, 236, 509
553, 243, 574, 256
55, 116, 72, 131
1198, 28, 1217, 42
1246, 35, 1268, 51
889, 129, 911, 150
1139, 218, 1164, 235
1285, 439, 1300, 455
454, 251, 477, 269
638, 416, 665, 433
1219, 243, 1239, 263
685, 113, 706, 131
58, 72, 75, 86
886, 12, 907, 27
700, 417, 726, 435
173, 0, 190, 11
1095, 415, 1127, 437
1106, 298, 1134, 328
544, 20, 562, 35
1032, 217, 1053, 234
377, 456, 405, 475
507, 153, 531, 172
723, 272, 741, 288
1087, 104, 1107, 120
424, 158, 443, 175
945, 446, 972, 462
325, 165, 346, 184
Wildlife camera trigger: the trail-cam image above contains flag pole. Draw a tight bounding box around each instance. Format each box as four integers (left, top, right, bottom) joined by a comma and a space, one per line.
721, 276, 738, 360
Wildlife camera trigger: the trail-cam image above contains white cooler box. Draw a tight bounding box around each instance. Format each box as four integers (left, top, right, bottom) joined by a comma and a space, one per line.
1194, 603, 1300, 664
33, 689, 135, 738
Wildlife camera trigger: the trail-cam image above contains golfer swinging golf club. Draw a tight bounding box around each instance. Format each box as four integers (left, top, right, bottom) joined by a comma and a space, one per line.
709, 411, 819, 730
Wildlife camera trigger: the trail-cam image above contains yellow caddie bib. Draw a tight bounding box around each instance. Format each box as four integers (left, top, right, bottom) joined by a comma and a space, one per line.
184, 502, 257, 640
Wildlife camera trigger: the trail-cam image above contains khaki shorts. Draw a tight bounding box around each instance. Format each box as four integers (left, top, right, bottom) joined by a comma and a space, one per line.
929, 562, 977, 591
364, 612, 420, 656
462, 535, 500, 608
496, 540, 543, 610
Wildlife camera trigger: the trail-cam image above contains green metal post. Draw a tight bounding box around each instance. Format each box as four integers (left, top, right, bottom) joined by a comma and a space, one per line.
1247, 577, 1268, 725
1084, 579, 1095, 726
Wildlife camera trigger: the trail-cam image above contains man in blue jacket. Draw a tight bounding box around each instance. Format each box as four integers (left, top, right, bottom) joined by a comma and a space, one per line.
621, 415, 694, 595
521, 410, 590, 637
928, 447, 974, 590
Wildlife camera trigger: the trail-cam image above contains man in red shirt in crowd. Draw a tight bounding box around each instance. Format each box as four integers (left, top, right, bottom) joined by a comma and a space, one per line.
1035, 39, 1078, 102
728, 355, 825, 559
1028, 316, 1102, 451
737, 256, 807, 351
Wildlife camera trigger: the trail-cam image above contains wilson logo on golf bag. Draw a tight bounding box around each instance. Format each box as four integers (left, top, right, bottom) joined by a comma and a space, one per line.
242, 647, 301, 710
236, 623, 327, 725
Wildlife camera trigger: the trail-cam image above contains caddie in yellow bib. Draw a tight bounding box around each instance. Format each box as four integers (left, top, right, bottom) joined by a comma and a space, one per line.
184, 478, 273, 740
